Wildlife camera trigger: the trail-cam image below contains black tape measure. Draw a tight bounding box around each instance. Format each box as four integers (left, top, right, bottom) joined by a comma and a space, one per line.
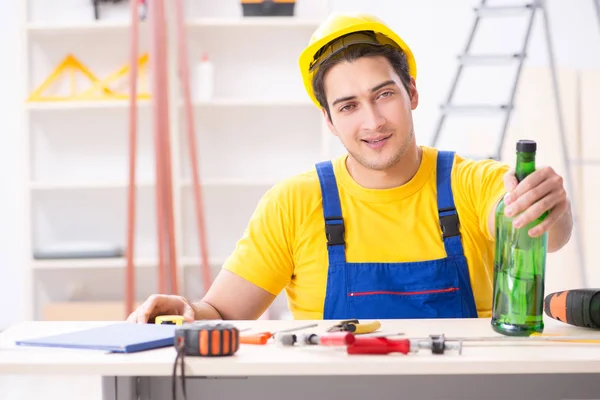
175, 322, 240, 356
172, 323, 240, 400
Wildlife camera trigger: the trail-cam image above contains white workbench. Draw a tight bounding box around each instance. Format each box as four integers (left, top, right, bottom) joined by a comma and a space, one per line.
1, 317, 600, 400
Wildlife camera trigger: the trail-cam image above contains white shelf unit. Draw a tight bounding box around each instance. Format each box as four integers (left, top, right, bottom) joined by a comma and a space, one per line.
22, 0, 339, 321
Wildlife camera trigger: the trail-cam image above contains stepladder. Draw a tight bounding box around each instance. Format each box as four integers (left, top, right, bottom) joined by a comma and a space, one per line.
430, 0, 591, 286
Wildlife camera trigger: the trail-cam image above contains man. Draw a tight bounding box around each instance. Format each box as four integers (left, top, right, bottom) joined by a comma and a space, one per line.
128, 13, 572, 323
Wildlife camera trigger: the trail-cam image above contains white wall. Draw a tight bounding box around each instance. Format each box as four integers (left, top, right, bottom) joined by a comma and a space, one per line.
1, 0, 599, 329
0, 0, 25, 330
332, 0, 600, 147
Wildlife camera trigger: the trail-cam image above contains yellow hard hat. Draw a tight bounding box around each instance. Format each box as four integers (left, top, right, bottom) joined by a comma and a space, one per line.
298, 13, 417, 109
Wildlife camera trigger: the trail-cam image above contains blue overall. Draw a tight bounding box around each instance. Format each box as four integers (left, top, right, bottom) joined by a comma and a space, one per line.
316, 151, 478, 320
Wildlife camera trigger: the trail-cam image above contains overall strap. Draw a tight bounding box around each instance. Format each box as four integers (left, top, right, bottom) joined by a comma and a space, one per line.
436, 151, 464, 257
316, 161, 346, 264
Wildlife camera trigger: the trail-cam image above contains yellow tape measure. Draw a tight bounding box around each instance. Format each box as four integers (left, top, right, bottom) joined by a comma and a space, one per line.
155, 315, 185, 326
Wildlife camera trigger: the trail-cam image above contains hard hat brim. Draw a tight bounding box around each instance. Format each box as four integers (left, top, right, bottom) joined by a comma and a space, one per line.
299, 20, 417, 109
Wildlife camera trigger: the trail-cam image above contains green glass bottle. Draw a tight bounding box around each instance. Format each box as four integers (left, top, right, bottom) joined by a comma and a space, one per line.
491, 140, 548, 336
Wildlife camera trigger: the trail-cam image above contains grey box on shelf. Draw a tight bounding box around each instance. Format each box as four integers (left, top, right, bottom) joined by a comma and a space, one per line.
241, 0, 295, 17
33, 243, 124, 259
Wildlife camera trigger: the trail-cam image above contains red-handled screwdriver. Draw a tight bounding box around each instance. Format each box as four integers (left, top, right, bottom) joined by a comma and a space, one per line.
275, 332, 356, 347
300, 332, 356, 346
347, 336, 411, 355
347, 334, 463, 355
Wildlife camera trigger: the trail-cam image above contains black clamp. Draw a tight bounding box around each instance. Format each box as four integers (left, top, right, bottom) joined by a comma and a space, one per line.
439, 208, 460, 239
325, 216, 345, 246
429, 334, 446, 355
327, 319, 359, 332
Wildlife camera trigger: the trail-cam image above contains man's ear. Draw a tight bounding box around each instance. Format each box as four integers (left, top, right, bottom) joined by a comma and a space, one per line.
322, 107, 338, 137
409, 77, 419, 110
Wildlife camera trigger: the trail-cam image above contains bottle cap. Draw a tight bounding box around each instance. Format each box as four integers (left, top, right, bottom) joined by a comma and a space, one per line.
516, 140, 536, 153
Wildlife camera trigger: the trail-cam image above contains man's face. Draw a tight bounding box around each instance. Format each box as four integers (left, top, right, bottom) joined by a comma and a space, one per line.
323, 55, 419, 171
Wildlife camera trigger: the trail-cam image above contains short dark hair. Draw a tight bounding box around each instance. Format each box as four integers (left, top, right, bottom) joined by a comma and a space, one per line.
311, 38, 412, 120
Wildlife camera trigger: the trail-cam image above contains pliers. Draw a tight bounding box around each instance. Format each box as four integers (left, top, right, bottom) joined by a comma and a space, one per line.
327, 319, 381, 334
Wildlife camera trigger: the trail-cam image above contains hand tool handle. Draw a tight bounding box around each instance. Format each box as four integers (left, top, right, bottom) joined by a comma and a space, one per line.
319, 332, 355, 346
295, 333, 319, 345
347, 337, 410, 355
240, 332, 271, 345
274, 333, 297, 346
354, 321, 382, 334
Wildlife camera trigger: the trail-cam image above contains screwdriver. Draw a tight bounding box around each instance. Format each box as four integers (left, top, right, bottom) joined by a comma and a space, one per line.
275, 331, 356, 347
441, 333, 600, 344
240, 323, 318, 345
347, 335, 462, 355
347, 336, 412, 355
348, 332, 600, 356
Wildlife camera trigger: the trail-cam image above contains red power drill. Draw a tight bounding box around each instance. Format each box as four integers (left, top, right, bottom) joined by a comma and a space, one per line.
544, 288, 600, 329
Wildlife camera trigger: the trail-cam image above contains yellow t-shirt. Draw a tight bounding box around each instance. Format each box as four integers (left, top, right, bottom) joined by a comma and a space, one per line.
223, 146, 509, 319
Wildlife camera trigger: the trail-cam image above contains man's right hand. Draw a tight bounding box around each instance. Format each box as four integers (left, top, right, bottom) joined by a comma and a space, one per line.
126, 270, 277, 323
126, 294, 196, 324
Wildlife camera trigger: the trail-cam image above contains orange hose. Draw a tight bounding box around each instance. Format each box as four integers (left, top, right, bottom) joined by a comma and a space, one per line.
174, 0, 212, 293
125, 0, 141, 317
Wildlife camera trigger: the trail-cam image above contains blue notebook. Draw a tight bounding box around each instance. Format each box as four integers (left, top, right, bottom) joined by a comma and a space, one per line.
15, 323, 177, 353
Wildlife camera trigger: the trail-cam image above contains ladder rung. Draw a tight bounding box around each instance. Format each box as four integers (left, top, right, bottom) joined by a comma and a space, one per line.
441, 104, 512, 114
458, 53, 525, 65
474, 3, 537, 17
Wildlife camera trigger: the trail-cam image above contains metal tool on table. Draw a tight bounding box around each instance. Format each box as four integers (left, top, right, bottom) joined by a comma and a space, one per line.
442, 333, 600, 344
347, 334, 462, 355
275, 331, 357, 347
240, 323, 319, 345
273, 319, 388, 347
327, 319, 381, 334
346, 330, 600, 356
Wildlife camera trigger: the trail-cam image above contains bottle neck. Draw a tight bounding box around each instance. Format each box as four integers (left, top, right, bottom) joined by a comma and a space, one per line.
515, 152, 536, 182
